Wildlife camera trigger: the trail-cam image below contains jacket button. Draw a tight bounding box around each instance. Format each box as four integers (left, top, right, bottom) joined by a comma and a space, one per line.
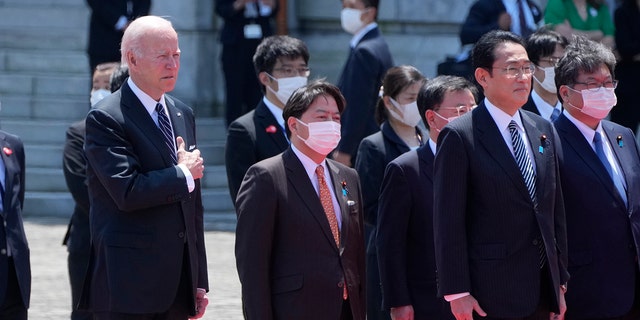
0, 249, 6, 255
532, 239, 539, 246
338, 282, 344, 288
178, 232, 185, 238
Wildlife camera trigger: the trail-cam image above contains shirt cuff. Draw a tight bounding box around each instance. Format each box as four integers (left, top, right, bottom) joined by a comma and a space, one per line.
444, 292, 470, 302
177, 163, 195, 193
115, 16, 128, 31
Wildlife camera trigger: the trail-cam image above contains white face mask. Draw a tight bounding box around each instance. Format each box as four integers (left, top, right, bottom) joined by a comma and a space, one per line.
534, 66, 557, 93
267, 75, 308, 106
388, 98, 422, 127
296, 119, 341, 155
433, 111, 460, 132
90, 88, 111, 106
567, 86, 617, 120
341, 8, 365, 35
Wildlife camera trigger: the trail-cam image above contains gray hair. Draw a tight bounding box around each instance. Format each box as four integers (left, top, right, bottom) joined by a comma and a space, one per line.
120, 16, 175, 65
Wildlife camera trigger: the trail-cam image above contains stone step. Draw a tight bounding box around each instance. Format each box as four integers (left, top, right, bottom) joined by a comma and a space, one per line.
0, 27, 86, 52
0, 6, 87, 30
4, 49, 88, 75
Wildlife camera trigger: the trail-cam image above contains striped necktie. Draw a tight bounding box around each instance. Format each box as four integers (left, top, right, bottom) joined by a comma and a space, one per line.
156, 103, 177, 164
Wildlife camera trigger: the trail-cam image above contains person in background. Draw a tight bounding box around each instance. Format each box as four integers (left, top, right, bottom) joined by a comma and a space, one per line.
215, 0, 278, 127
434, 30, 568, 319
353, 65, 425, 320
62, 63, 128, 320
332, 0, 393, 167
85, 0, 150, 75
79, 16, 209, 319
554, 36, 640, 319
610, 0, 640, 135
225, 35, 309, 205
545, 0, 615, 48
89, 62, 120, 107
377, 75, 476, 320
522, 28, 568, 121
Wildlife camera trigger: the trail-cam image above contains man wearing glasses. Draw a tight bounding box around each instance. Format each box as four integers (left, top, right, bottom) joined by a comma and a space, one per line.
523, 28, 568, 121
554, 36, 640, 319
225, 35, 310, 205
434, 30, 568, 320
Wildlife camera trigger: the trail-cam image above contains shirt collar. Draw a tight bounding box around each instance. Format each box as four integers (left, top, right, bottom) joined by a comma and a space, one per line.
428, 138, 437, 156
484, 97, 525, 132
291, 144, 327, 179
531, 90, 562, 120
350, 22, 377, 48
263, 96, 285, 129
127, 78, 166, 115
562, 109, 603, 147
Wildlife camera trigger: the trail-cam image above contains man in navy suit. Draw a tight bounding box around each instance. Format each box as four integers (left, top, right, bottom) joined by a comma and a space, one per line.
332, 0, 393, 167
522, 29, 567, 120
554, 36, 640, 319
235, 80, 366, 320
80, 16, 209, 319
377, 75, 476, 320
0, 130, 29, 320
434, 30, 568, 319
460, 0, 542, 46
225, 35, 309, 205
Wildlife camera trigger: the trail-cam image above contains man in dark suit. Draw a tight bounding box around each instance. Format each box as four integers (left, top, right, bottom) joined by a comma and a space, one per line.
80, 16, 209, 319
215, 0, 278, 126
85, 0, 150, 74
235, 80, 366, 320
332, 0, 393, 167
225, 35, 309, 205
377, 75, 476, 320
434, 30, 568, 319
522, 28, 567, 121
554, 36, 640, 319
460, 0, 542, 46
0, 131, 29, 320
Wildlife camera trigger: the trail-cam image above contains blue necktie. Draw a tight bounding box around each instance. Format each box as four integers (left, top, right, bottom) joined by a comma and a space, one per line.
156, 103, 177, 164
594, 132, 627, 205
550, 108, 561, 122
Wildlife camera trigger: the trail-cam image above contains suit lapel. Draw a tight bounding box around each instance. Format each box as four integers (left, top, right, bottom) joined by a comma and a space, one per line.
602, 122, 631, 208
475, 103, 531, 201
0, 133, 10, 218
255, 102, 288, 150
418, 145, 434, 184
327, 160, 349, 253
520, 111, 549, 202
283, 150, 339, 251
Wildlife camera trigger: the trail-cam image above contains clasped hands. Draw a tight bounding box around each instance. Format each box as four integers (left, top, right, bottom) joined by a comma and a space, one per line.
176, 136, 204, 180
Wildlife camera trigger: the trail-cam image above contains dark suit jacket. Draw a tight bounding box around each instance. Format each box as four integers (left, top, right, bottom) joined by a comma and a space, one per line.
460, 0, 542, 45
80, 82, 208, 314
377, 145, 453, 319
0, 131, 29, 309
235, 148, 366, 320
554, 115, 640, 319
215, 0, 277, 46
521, 94, 540, 116
62, 120, 90, 255
86, 0, 151, 65
225, 100, 289, 205
434, 102, 568, 317
337, 27, 393, 160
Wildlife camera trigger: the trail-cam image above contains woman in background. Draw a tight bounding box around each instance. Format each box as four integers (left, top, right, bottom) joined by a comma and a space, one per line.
545, 0, 615, 48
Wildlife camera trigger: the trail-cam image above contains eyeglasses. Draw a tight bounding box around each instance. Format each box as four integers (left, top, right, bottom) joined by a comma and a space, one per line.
436, 105, 473, 116
491, 63, 536, 77
572, 80, 618, 91
272, 67, 311, 77
538, 57, 562, 67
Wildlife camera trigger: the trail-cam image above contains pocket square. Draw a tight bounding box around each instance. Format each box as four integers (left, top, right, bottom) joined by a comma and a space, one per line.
189, 145, 196, 151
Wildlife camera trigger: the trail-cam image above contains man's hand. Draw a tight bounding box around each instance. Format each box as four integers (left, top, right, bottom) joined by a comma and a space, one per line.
331, 150, 352, 167
450, 295, 487, 320
390, 305, 414, 320
189, 288, 209, 319
498, 12, 512, 31
550, 286, 567, 320
176, 136, 204, 180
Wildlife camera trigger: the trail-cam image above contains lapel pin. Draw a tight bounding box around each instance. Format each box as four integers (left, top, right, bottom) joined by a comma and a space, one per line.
539, 134, 547, 154
265, 125, 277, 133
341, 180, 348, 197
3, 147, 12, 156
616, 135, 623, 148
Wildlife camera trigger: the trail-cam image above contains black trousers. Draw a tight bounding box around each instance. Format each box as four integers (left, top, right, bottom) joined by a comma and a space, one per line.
221, 40, 263, 127
0, 258, 28, 320
68, 252, 93, 320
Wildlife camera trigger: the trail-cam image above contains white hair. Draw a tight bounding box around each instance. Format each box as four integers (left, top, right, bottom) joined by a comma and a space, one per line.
120, 16, 175, 66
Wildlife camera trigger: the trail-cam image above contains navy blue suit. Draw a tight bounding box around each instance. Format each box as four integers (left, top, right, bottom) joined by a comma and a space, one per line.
225, 100, 289, 205
554, 114, 640, 319
377, 145, 453, 319
336, 27, 393, 161
0, 130, 29, 319
460, 0, 542, 45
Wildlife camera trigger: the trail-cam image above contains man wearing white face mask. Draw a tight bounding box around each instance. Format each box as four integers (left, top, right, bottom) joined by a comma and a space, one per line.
333, 0, 393, 167
225, 35, 310, 205
522, 29, 568, 121
235, 80, 366, 320
554, 36, 640, 319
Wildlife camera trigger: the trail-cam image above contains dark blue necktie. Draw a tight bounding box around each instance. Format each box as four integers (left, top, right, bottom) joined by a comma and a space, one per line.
550, 108, 561, 122
156, 103, 177, 164
594, 132, 628, 205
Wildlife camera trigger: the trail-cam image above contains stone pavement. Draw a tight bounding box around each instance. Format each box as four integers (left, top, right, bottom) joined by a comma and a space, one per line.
24, 216, 243, 320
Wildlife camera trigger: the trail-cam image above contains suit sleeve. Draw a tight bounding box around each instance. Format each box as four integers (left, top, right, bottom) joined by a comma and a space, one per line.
63, 124, 90, 215
376, 162, 412, 308
434, 127, 471, 296
551, 127, 569, 284
235, 164, 278, 320
84, 109, 190, 212
460, 0, 504, 45
86, 0, 127, 30
225, 120, 257, 206
354, 138, 385, 226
